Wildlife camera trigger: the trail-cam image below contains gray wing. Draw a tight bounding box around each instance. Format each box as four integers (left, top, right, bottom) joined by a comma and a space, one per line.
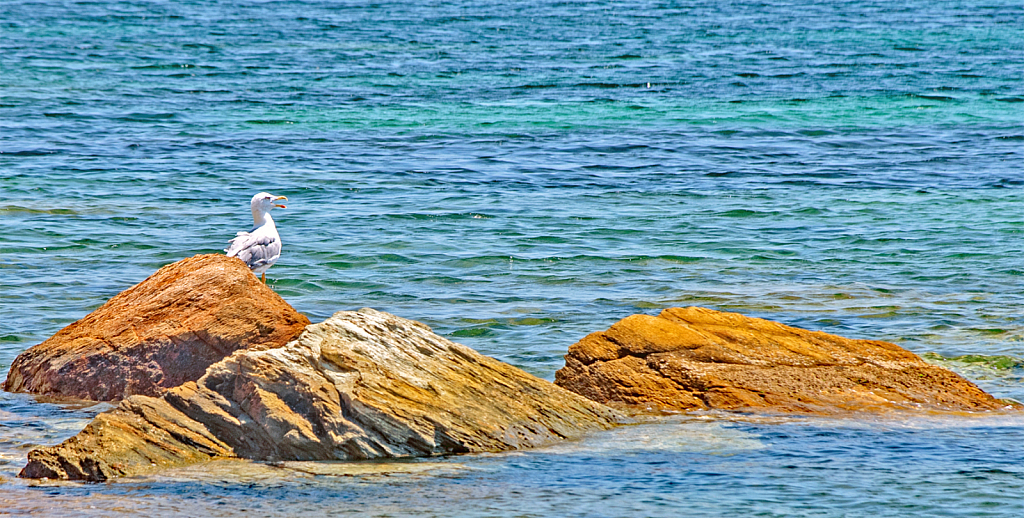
225, 230, 281, 269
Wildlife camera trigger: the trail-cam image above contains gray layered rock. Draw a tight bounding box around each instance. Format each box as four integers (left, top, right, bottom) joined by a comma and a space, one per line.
21, 308, 623, 481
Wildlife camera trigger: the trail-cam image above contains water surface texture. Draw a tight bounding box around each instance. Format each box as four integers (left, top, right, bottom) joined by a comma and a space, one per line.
2, 1, 1022, 516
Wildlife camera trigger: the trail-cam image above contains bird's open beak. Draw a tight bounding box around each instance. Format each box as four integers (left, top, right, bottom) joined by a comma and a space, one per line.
274, 195, 287, 209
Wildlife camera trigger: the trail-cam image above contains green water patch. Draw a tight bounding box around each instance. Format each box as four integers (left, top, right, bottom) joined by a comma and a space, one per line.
1, 205, 79, 215
449, 327, 496, 338
967, 328, 1011, 335
320, 259, 378, 270
448, 316, 559, 339
374, 254, 418, 264
657, 255, 705, 264
922, 352, 1024, 371
457, 317, 558, 327
633, 301, 666, 310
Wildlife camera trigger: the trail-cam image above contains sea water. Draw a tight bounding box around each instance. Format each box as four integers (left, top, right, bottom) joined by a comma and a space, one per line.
1, 0, 1022, 516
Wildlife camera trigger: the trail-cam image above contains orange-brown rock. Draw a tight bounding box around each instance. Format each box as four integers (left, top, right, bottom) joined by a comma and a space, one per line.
555, 307, 1017, 415
3, 254, 310, 401
20, 308, 623, 481
19, 396, 234, 480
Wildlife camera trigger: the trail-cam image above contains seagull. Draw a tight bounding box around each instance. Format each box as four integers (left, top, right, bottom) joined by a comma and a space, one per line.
225, 192, 288, 283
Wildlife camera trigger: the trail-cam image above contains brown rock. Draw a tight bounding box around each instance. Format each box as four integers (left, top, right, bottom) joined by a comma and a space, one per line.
3, 254, 310, 401
20, 309, 622, 481
19, 396, 234, 481
555, 307, 1017, 414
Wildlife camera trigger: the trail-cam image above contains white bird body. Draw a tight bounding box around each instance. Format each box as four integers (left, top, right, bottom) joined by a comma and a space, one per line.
225, 192, 287, 282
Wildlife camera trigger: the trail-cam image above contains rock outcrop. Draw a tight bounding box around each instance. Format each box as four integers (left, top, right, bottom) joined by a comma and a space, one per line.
3, 254, 310, 401
20, 396, 234, 480
21, 309, 623, 481
555, 307, 1016, 414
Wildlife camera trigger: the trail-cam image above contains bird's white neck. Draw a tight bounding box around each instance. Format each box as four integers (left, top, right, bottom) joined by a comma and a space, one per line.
252, 208, 274, 227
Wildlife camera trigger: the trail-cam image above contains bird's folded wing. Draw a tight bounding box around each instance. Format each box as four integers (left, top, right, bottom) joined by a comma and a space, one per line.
224, 231, 251, 255
225, 232, 280, 267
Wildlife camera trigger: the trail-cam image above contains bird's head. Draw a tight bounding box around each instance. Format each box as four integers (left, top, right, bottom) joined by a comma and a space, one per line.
251, 192, 288, 212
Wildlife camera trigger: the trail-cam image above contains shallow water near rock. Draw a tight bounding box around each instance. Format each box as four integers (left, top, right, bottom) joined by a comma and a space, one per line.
2, 0, 1023, 515
4, 410, 1024, 517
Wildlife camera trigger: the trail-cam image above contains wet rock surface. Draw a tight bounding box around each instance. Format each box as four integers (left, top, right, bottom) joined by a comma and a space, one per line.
555, 307, 1016, 415
21, 309, 622, 481
3, 254, 310, 401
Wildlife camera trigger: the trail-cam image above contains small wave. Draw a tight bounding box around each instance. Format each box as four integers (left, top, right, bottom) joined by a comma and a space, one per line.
907, 93, 955, 102
793, 207, 827, 215
525, 236, 570, 244
375, 254, 417, 264
575, 82, 625, 88
131, 64, 217, 70
43, 112, 93, 119
182, 43, 219, 52
0, 149, 59, 156
719, 209, 763, 217
383, 212, 492, 221
116, 113, 177, 122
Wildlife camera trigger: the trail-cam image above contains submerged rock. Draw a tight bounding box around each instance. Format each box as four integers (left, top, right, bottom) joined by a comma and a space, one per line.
3, 254, 310, 401
20, 309, 622, 481
555, 307, 1017, 414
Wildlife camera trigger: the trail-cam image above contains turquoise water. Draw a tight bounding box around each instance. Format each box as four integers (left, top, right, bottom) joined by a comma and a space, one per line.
2, 0, 1023, 515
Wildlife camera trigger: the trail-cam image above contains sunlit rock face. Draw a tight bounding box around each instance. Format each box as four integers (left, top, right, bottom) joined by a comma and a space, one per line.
3, 254, 310, 401
21, 309, 623, 481
556, 307, 1017, 415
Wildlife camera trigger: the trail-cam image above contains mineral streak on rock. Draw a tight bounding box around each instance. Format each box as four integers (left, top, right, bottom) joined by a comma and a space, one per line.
555, 307, 1017, 414
20, 309, 623, 481
3, 254, 311, 401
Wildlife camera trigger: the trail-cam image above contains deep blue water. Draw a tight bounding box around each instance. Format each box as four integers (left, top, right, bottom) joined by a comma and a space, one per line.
2, 0, 1023, 516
